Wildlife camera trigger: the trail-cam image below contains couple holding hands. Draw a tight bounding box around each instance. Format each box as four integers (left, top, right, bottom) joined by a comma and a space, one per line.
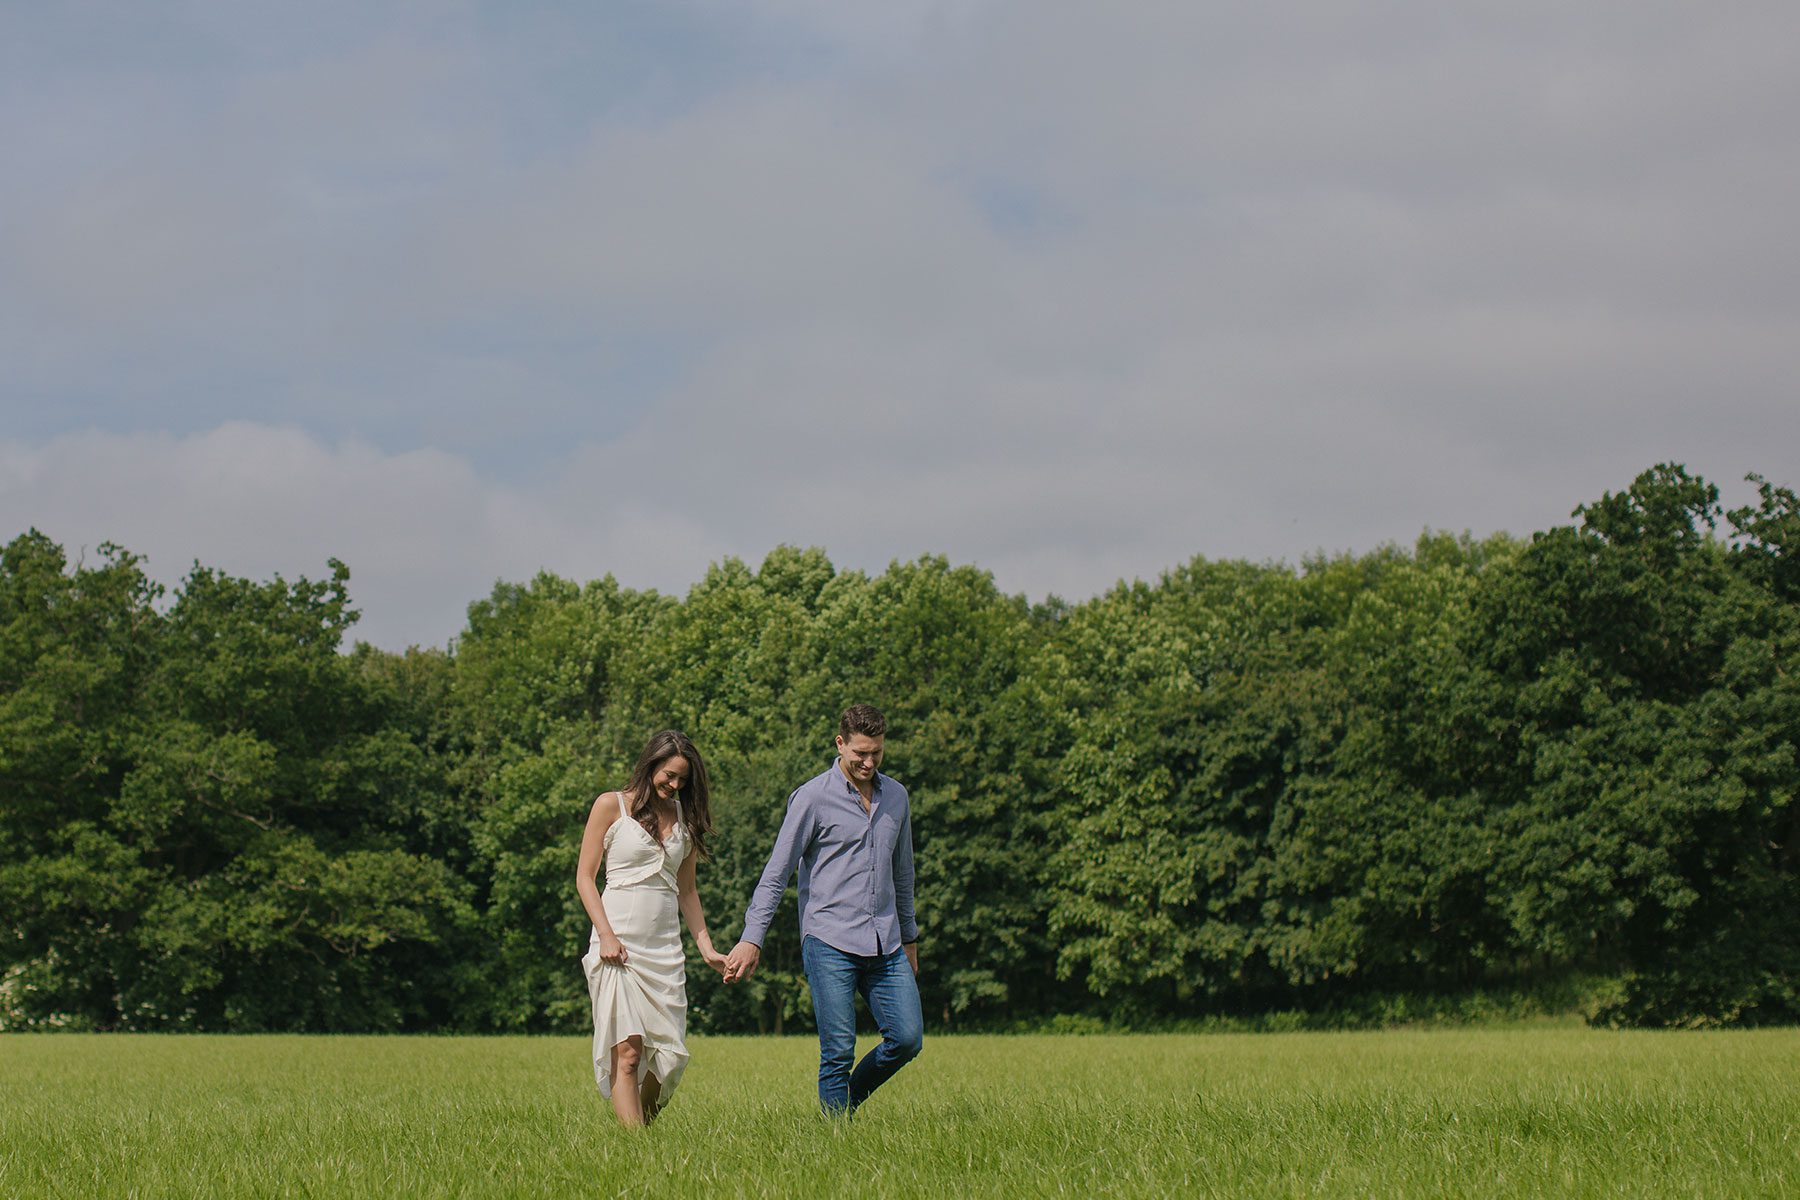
574, 704, 922, 1127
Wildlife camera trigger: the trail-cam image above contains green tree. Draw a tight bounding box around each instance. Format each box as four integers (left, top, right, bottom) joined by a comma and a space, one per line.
1465, 466, 1799, 1023
1, 533, 160, 1027
2, 541, 472, 1031
448, 571, 666, 1028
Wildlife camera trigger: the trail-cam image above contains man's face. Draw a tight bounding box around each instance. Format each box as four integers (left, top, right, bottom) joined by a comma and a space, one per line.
836, 733, 884, 783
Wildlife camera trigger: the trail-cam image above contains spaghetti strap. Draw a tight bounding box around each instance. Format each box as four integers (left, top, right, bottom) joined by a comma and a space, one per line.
618, 789, 630, 823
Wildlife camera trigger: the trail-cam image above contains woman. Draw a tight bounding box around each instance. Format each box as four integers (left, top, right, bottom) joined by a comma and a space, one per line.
576, 729, 727, 1126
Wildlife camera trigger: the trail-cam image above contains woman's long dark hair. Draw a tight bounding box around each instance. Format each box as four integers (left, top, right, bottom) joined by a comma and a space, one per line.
622, 729, 713, 860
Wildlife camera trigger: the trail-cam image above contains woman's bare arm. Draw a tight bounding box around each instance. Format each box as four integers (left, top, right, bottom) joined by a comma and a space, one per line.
576, 792, 628, 964
677, 851, 728, 976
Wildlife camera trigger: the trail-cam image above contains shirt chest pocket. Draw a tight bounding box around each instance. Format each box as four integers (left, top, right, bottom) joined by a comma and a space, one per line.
814, 812, 870, 850
815, 810, 898, 856
870, 811, 900, 855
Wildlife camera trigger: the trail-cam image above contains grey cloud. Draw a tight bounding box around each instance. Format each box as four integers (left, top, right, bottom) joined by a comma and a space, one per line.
0, 425, 724, 650
4, 2, 1799, 645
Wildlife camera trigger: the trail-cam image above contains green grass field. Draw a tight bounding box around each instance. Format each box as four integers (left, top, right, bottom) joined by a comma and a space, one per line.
3, 1027, 1797, 1198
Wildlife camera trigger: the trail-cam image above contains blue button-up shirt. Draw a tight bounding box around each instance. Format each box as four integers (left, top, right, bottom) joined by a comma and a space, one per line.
740, 760, 918, 957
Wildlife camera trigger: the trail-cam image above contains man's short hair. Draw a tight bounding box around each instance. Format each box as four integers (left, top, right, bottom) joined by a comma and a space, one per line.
838, 704, 886, 740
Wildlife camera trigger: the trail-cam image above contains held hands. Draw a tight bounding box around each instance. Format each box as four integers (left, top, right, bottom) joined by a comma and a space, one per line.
722, 941, 760, 984
696, 935, 730, 978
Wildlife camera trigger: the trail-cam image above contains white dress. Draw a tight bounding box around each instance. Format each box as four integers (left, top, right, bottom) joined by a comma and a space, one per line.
582, 791, 691, 1100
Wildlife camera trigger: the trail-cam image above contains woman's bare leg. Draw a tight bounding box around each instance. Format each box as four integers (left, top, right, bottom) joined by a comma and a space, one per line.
639, 1071, 663, 1124
609, 1038, 645, 1127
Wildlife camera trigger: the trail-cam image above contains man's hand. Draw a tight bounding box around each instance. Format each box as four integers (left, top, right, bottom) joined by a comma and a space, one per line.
903, 942, 918, 975
724, 940, 761, 983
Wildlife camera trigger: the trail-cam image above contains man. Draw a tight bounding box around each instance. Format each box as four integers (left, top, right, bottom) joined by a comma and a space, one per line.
725, 704, 923, 1116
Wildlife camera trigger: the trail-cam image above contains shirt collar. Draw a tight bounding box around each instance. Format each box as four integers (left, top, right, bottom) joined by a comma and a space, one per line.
832, 757, 883, 794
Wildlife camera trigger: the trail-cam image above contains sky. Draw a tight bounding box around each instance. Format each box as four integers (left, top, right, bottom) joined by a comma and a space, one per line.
4, 1, 1798, 649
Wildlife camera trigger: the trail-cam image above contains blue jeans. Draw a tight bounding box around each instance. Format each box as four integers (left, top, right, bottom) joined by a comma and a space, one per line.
801, 935, 923, 1115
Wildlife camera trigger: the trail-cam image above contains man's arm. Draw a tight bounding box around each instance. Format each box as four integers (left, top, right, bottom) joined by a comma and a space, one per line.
894, 802, 918, 975
725, 788, 813, 982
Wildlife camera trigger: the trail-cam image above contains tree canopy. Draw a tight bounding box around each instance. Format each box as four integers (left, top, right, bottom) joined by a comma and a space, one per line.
4, 465, 1796, 1031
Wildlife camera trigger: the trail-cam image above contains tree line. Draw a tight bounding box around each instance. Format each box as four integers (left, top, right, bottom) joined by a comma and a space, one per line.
2, 463, 1796, 1033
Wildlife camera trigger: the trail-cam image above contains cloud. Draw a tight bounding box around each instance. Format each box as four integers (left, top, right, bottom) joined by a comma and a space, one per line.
3, 2, 1799, 645
0, 424, 732, 649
